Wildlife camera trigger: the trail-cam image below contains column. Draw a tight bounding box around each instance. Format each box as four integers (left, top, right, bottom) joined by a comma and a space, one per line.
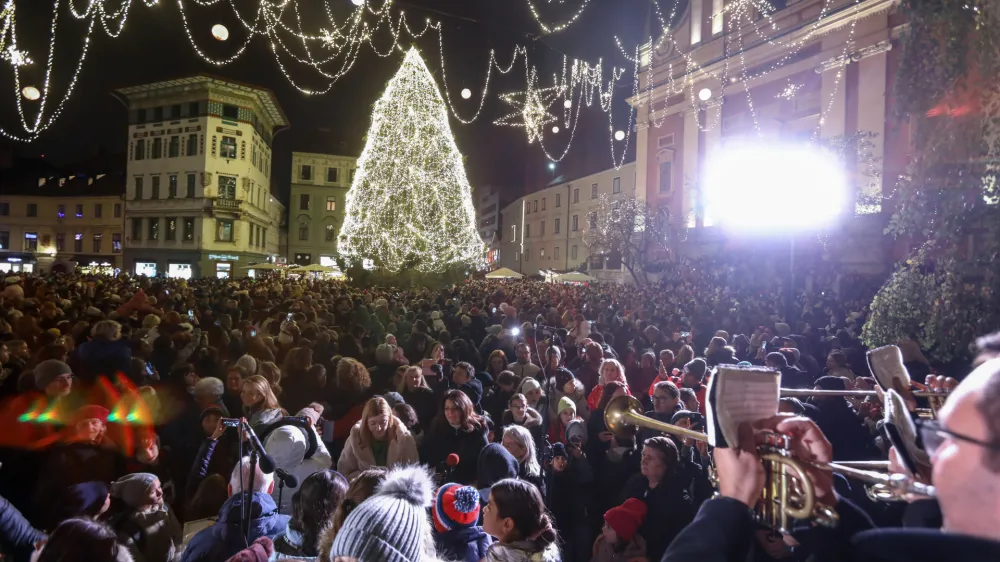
819, 63, 847, 139
701, 102, 722, 226
856, 48, 888, 213
682, 109, 700, 227
635, 118, 650, 202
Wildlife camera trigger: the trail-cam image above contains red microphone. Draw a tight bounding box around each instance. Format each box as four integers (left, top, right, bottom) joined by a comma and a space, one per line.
446, 453, 460, 467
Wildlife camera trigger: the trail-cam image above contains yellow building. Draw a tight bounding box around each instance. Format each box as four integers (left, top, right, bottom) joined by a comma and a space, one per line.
287, 151, 358, 267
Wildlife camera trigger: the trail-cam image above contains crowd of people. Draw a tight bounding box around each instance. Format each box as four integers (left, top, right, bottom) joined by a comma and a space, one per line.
0, 262, 996, 562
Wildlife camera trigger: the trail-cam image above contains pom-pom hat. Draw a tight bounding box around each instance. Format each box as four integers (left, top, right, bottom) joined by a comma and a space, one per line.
604, 498, 647, 542
433, 483, 480, 533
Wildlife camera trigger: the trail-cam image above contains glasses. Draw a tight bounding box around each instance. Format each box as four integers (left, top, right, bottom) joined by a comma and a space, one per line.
917, 419, 1000, 457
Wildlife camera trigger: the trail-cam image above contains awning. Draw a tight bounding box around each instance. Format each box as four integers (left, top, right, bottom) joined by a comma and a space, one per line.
485, 267, 523, 279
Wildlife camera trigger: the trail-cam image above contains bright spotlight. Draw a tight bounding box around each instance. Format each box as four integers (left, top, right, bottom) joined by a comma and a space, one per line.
703, 143, 848, 232
461, 88, 472, 99
211, 24, 229, 41
548, 162, 556, 171
552, 125, 560, 134
564, 99, 572, 109
614, 130, 625, 141
21, 86, 40, 101
698, 88, 712, 101
351, 0, 365, 5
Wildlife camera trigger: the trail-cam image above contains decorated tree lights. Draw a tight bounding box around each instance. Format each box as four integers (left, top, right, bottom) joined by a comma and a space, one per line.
338, 47, 485, 274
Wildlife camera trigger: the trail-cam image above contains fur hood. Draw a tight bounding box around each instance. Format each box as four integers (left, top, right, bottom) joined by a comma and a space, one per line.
549, 376, 586, 400
501, 406, 542, 429
485, 541, 561, 562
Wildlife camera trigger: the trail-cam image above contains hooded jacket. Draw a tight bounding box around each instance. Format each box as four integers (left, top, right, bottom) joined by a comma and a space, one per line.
475, 443, 519, 505
181, 492, 290, 562
484, 541, 561, 562
74, 338, 134, 384
263, 426, 333, 514
434, 525, 492, 562
547, 377, 590, 423
336, 420, 419, 480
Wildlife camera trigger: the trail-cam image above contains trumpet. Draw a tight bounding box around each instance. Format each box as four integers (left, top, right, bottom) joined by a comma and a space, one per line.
779, 387, 952, 418
605, 395, 935, 533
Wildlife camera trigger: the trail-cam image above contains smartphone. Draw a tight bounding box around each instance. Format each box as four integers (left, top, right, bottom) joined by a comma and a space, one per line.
680, 331, 691, 340
145, 362, 154, 376
249, 329, 257, 337
220, 418, 241, 428
287, 313, 293, 321
188, 309, 195, 317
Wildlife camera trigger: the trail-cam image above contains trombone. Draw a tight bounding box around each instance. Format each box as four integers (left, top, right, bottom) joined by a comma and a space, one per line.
604, 395, 936, 533
779, 387, 952, 418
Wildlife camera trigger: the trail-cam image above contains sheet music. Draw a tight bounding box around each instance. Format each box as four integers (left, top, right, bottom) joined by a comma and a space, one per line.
868, 345, 911, 390
707, 366, 780, 448
884, 389, 929, 467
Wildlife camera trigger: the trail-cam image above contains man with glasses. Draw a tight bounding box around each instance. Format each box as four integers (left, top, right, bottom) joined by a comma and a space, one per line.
661, 332, 1000, 561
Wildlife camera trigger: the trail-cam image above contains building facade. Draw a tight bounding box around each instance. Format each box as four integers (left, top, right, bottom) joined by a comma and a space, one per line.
475, 185, 502, 269
287, 151, 358, 267
632, 0, 904, 268
498, 162, 636, 278
0, 175, 126, 273
114, 76, 289, 279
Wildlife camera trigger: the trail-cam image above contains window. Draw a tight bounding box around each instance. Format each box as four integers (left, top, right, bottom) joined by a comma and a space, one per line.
591, 183, 598, 199
613, 177, 621, 194
151, 176, 160, 199
525, 249, 530, 262
554, 246, 560, 260
92, 234, 102, 253
327, 167, 338, 182
659, 162, 672, 193
183, 218, 195, 241
0, 202, 7, 216
571, 245, 578, 260
301, 165, 312, 180
94, 204, 102, 218
554, 218, 561, 234
349, 169, 356, 182
187, 134, 197, 156
168, 136, 180, 157
74, 233, 83, 252
691, 0, 702, 44
75, 204, 83, 218
220, 136, 237, 159
152, 137, 162, 159
189, 101, 199, 116
153, 107, 163, 122
0, 231, 7, 250
24, 232, 37, 251
525, 224, 530, 238
262, 229, 267, 247
27, 203, 37, 217
222, 104, 239, 120
134, 177, 143, 200
712, 0, 724, 34
166, 217, 177, 241
168, 175, 178, 198
216, 219, 233, 242
325, 224, 335, 241
131, 218, 142, 241
112, 233, 121, 252
540, 220, 545, 235
510, 224, 517, 242
114, 203, 122, 218
589, 212, 597, 229
56, 233, 65, 251
326, 197, 336, 211
170, 104, 181, 119
218, 176, 236, 199
298, 225, 309, 241
186, 174, 196, 197
533, 200, 538, 212
57, 204, 66, 218
572, 215, 579, 231
525, 203, 529, 215
135, 139, 145, 160
540, 249, 546, 259
300, 194, 311, 210
573, 188, 579, 203
542, 198, 546, 210
148, 219, 159, 241
555, 193, 561, 208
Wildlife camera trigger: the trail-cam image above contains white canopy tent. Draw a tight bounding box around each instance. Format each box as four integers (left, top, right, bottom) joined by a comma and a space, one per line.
485, 267, 523, 279
554, 272, 597, 283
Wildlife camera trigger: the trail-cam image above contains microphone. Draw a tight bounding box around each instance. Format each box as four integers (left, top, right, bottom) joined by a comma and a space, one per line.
446, 453, 460, 468
275, 468, 299, 488
241, 419, 277, 474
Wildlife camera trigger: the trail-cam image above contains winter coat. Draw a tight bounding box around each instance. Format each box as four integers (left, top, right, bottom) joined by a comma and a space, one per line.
420, 421, 489, 486
547, 458, 594, 562
263, 425, 334, 515
74, 339, 133, 385
622, 474, 695, 562
484, 540, 561, 562
336, 421, 419, 480
181, 492, 290, 562
434, 525, 492, 562
586, 381, 632, 413
592, 534, 646, 562
500, 407, 545, 457
112, 506, 183, 562
271, 525, 318, 560
546, 378, 590, 423
400, 387, 437, 431
0, 494, 45, 562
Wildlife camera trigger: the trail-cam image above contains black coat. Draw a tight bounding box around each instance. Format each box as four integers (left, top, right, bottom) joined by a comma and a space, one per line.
419, 422, 489, 486
401, 387, 437, 431
622, 473, 696, 562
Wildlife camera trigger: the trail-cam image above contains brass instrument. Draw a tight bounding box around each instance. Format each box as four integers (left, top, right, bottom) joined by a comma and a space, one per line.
605, 395, 936, 533
780, 388, 951, 418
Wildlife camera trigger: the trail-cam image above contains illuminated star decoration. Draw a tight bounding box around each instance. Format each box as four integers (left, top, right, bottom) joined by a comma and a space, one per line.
2, 45, 32, 67
495, 68, 565, 144
776, 82, 802, 100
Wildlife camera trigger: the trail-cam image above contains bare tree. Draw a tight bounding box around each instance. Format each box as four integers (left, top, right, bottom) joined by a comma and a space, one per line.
582, 194, 673, 285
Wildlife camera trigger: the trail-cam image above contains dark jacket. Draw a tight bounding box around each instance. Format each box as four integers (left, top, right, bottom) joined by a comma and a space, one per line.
420, 422, 489, 486
181, 492, 290, 562
622, 474, 696, 562
0, 494, 45, 562
434, 526, 492, 562
74, 339, 134, 385
548, 457, 594, 562
401, 387, 437, 431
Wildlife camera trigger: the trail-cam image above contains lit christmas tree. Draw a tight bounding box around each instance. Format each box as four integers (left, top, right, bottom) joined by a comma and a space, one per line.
338, 47, 485, 273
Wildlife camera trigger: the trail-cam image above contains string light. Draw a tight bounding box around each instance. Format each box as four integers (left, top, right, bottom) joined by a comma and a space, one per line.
614, 130, 625, 141
460, 88, 471, 99
524, 0, 593, 34
21, 86, 39, 100
211, 23, 229, 41
698, 88, 712, 101
338, 48, 484, 273
495, 67, 565, 144
552, 125, 560, 133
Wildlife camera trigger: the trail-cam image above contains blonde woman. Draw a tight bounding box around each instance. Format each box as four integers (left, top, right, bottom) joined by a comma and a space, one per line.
240, 375, 284, 427
337, 397, 419, 480
587, 358, 632, 411
501, 424, 545, 495
396, 365, 436, 428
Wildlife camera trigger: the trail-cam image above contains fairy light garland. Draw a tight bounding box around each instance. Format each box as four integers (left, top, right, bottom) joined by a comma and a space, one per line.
524, 0, 593, 34
338, 48, 485, 273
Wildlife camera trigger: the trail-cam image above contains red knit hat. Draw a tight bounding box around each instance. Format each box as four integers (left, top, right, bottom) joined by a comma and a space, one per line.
73, 405, 110, 425
432, 483, 480, 533
604, 498, 647, 542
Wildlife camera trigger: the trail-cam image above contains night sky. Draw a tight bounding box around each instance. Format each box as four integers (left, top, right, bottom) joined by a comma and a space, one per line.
2, 0, 660, 203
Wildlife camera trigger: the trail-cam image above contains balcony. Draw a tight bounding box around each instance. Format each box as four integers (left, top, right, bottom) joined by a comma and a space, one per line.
211, 198, 243, 217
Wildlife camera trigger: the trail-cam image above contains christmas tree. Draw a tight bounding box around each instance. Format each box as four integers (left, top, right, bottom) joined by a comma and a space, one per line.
338, 47, 485, 273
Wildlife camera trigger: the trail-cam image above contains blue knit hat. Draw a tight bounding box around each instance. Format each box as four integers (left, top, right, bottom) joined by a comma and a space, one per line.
432, 483, 480, 532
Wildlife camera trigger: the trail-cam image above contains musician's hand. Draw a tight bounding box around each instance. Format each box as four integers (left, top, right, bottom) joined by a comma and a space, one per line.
598, 431, 615, 443
891, 379, 918, 412
211, 418, 227, 441
716, 422, 766, 508
768, 415, 835, 502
